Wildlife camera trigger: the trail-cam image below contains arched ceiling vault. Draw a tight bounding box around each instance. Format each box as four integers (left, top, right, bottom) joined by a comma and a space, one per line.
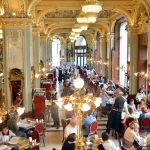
27, 0, 150, 38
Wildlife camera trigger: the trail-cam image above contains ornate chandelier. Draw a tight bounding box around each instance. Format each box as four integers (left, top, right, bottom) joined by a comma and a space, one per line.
59, 77, 102, 150
82, 0, 102, 14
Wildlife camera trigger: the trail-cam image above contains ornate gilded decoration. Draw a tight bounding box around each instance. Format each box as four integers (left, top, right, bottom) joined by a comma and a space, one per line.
45, 10, 80, 18
1, 0, 27, 17
138, 10, 150, 25
9, 68, 24, 80
98, 10, 116, 18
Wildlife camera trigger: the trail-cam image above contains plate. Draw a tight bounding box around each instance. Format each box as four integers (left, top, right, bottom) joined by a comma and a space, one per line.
8, 141, 18, 145
8, 137, 20, 145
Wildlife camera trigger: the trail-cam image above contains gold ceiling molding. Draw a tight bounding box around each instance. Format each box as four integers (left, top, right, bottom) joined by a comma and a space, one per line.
45, 22, 74, 34
1, 18, 32, 28
36, 8, 56, 24
2, 0, 27, 17
113, 9, 133, 25
27, 0, 40, 15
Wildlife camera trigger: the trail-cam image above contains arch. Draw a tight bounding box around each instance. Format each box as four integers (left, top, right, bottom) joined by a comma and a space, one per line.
45, 23, 74, 34
75, 36, 86, 46
27, 0, 41, 15
139, 0, 150, 10
113, 9, 133, 25
90, 23, 109, 33
110, 20, 117, 33
48, 25, 73, 36
37, 9, 57, 24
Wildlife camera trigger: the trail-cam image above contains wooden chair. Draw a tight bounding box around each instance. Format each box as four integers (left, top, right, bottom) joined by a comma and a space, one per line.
61, 119, 67, 142
35, 123, 45, 146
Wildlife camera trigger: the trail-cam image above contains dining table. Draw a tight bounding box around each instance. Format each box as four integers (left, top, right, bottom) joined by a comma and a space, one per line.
17, 118, 37, 130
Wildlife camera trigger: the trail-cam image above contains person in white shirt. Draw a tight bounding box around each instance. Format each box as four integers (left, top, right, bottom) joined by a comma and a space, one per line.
64, 117, 77, 139
123, 121, 142, 150
0, 125, 16, 145
136, 88, 145, 102
97, 132, 116, 150
128, 99, 136, 112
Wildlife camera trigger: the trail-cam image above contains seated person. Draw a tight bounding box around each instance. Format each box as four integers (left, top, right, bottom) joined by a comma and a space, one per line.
137, 99, 146, 111
64, 117, 77, 139
97, 132, 116, 150
0, 125, 16, 144
7, 112, 26, 138
138, 106, 150, 124
61, 133, 76, 150
82, 110, 96, 136
123, 121, 142, 150
128, 99, 136, 112
122, 107, 137, 124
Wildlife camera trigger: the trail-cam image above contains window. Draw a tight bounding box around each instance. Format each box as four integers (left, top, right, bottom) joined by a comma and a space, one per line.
75, 36, 87, 67
52, 38, 60, 67
119, 22, 127, 87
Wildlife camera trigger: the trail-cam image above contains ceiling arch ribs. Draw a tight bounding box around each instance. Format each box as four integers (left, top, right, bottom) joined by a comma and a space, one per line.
27, 0, 41, 15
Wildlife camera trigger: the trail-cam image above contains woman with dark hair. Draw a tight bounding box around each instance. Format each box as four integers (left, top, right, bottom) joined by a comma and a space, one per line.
0, 125, 16, 144
61, 133, 76, 150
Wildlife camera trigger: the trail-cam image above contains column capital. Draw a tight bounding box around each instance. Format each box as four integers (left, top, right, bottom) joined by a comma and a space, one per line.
100, 35, 107, 42
127, 25, 140, 33
107, 32, 115, 39
32, 26, 41, 36
1, 18, 32, 29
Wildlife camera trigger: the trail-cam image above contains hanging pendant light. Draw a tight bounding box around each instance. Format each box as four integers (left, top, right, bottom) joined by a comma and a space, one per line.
86, 12, 97, 23
80, 23, 88, 31
82, 0, 102, 14
77, 12, 89, 24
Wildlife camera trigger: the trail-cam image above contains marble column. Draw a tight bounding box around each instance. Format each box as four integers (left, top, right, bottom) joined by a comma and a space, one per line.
47, 39, 52, 61
107, 33, 114, 80
127, 26, 139, 95
2, 18, 32, 111
32, 27, 40, 88
40, 35, 47, 67
147, 28, 150, 98
61, 40, 67, 62
100, 35, 107, 77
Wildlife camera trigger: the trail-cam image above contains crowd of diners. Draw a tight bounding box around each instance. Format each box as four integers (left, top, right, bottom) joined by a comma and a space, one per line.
0, 64, 150, 150
55, 65, 150, 150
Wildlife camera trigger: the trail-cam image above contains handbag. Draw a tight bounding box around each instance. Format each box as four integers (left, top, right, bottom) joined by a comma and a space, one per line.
133, 140, 140, 149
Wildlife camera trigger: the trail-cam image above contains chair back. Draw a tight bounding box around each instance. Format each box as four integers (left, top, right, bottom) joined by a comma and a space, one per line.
28, 130, 40, 143
35, 123, 44, 135
89, 121, 98, 135
61, 119, 67, 130
31, 146, 39, 150
34, 112, 45, 120
33, 95, 45, 118
141, 118, 150, 130
125, 117, 135, 127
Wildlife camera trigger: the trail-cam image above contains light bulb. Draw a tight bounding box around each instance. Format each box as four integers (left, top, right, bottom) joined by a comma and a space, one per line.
81, 103, 90, 111
74, 77, 84, 89
35, 73, 40, 78
64, 103, 73, 111
17, 107, 25, 116
94, 97, 102, 107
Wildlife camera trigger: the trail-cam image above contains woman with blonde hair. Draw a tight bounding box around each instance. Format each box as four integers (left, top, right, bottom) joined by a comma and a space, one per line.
123, 121, 142, 150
